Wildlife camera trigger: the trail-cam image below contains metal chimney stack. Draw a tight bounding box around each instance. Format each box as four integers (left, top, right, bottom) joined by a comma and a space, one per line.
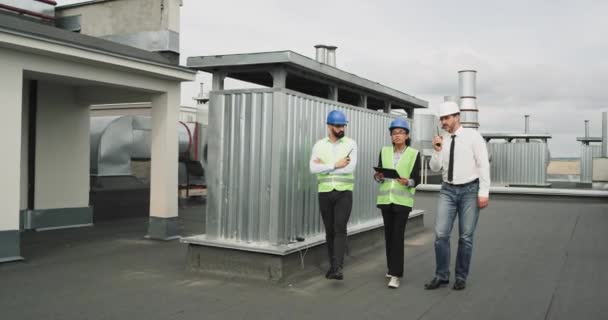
314, 45, 337, 67
326, 46, 337, 67
524, 115, 530, 134
314, 45, 327, 64
458, 70, 479, 130
584, 120, 590, 138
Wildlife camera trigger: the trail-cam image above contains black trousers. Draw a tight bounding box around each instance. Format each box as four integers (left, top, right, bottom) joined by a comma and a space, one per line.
318, 190, 353, 269
379, 204, 412, 277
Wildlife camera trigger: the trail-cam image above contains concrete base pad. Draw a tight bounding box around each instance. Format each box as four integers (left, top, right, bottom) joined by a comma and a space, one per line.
186, 213, 424, 282
146, 216, 179, 240
0, 230, 23, 263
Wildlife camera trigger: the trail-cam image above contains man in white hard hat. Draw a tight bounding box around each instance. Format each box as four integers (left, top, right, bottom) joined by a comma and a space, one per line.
424, 101, 490, 291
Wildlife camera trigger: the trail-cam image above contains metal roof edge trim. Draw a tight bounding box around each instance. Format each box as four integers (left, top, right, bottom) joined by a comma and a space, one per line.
187, 50, 427, 108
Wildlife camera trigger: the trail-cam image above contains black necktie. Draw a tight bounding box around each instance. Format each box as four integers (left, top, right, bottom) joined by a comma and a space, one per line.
448, 135, 456, 182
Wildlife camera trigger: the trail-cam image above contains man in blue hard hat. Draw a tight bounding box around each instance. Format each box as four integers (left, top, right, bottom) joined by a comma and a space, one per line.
309, 110, 358, 280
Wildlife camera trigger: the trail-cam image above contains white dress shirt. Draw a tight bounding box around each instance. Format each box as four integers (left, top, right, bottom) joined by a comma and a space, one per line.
429, 126, 491, 197
309, 137, 358, 175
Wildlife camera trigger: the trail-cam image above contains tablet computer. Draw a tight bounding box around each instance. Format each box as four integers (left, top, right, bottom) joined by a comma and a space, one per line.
373, 167, 400, 179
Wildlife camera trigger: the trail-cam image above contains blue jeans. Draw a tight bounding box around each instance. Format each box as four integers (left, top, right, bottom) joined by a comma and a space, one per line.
434, 180, 480, 281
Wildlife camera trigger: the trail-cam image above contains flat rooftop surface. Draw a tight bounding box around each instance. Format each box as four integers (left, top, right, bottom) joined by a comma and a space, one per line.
1, 197, 607, 319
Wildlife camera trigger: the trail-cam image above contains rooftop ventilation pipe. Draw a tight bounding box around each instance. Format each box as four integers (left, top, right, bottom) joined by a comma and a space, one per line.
326, 45, 337, 67
314, 45, 327, 64
458, 70, 479, 130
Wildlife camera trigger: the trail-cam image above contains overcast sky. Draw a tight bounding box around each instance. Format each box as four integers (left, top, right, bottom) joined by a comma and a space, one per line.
57, 0, 607, 157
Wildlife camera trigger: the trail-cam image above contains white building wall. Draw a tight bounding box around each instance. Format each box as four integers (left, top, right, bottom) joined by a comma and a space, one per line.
0, 63, 23, 231
20, 80, 29, 211
34, 82, 90, 210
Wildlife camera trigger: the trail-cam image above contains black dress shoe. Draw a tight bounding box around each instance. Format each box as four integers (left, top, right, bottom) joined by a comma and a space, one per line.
453, 279, 466, 290
327, 269, 344, 280
325, 268, 335, 279
424, 277, 449, 290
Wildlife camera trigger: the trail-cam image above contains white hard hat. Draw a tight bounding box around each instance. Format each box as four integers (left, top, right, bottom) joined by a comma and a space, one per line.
439, 101, 460, 117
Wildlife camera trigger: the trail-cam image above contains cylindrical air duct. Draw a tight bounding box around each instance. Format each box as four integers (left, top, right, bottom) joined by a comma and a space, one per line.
314, 45, 327, 64
326, 45, 337, 67
458, 70, 478, 130
458, 70, 477, 97
584, 120, 589, 138
525, 115, 530, 134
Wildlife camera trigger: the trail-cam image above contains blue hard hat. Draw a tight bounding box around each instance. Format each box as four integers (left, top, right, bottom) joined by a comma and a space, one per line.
326, 110, 348, 125
389, 118, 410, 132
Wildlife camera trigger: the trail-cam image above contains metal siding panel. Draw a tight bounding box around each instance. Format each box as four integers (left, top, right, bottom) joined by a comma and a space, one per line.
258, 92, 273, 242
488, 142, 548, 185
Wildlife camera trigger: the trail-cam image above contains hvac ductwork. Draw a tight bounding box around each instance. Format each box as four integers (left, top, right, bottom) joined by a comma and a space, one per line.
90, 116, 195, 176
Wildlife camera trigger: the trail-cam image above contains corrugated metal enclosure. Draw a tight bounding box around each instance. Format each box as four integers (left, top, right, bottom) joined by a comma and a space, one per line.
488, 142, 550, 186
581, 145, 602, 183
185, 49, 428, 254
205, 88, 398, 245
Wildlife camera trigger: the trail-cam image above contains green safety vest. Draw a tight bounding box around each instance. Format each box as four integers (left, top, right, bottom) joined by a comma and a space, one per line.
316, 137, 355, 193
376, 146, 418, 207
